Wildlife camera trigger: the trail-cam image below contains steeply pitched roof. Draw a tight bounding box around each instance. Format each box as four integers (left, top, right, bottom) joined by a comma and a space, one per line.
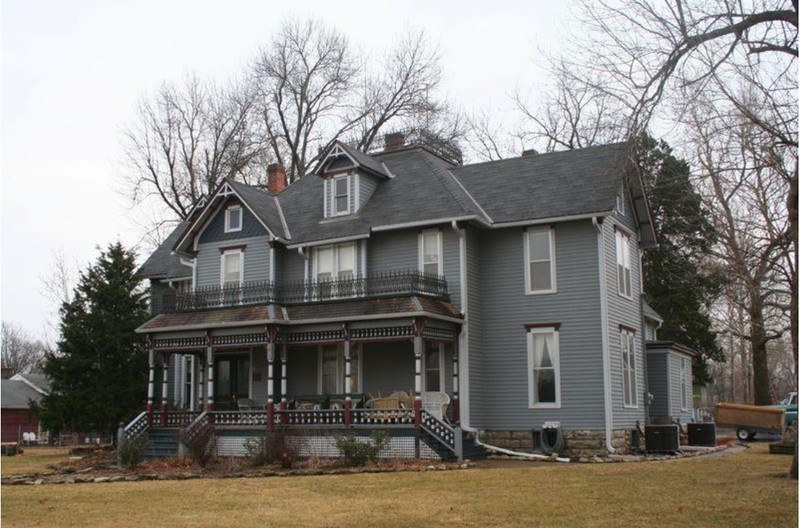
228, 181, 289, 239
452, 143, 630, 224
334, 141, 390, 179
643, 300, 663, 323
1, 379, 44, 409
139, 222, 192, 280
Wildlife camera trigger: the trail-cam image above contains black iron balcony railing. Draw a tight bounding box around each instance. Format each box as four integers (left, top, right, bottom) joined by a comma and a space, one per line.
158, 269, 448, 313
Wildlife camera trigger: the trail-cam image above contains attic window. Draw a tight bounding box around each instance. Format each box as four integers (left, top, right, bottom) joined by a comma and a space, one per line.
225, 205, 242, 233
332, 175, 350, 216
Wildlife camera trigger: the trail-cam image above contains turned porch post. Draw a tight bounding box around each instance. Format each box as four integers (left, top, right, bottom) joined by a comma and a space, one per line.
160, 353, 169, 426
146, 336, 155, 426
196, 354, 204, 412
413, 318, 426, 428
452, 340, 460, 425
343, 324, 352, 427
266, 326, 278, 431
280, 344, 288, 424
205, 332, 214, 413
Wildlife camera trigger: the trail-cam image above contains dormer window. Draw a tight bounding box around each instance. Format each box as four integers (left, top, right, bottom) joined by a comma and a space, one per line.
225, 205, 242, 233
332, 175, 350, 216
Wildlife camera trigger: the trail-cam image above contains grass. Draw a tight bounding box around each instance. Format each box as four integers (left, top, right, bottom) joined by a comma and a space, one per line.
2, 444, 797, 527
1, 448, 72, 476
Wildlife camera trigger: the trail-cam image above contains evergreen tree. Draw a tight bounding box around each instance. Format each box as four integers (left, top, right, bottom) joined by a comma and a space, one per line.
637, 135, 724, 383
34, 242, 149, 436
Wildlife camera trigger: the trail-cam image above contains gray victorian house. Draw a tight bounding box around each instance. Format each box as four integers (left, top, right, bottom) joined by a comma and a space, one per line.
128, 133, 694, 459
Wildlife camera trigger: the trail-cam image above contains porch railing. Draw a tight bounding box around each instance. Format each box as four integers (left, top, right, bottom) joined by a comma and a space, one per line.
159, 269, 448, 313
122, 411, 149, 442
164, 410, 200, 427
420, 409, 459, 456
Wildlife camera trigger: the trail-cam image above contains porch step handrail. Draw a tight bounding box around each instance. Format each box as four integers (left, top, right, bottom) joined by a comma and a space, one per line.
420, 410, 461, 458
123, 411, 149, 442
182, 411, 211, 447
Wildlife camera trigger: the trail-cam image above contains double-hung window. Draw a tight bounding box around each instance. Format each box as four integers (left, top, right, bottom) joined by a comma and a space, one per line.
315, 243, 356, 298
620, 329, 637, 408
424, 341, 444, 392
525, 227, 556, 294
616, 229, 632, 298
332, 176, 350, 216
181, 355, 195, 410
527, 327, 560, 408
318, 344, 362, 394
419, 229, 442, 277
221, 250, 243, 287
225, 205, 242, 233
680, 357, 689, 411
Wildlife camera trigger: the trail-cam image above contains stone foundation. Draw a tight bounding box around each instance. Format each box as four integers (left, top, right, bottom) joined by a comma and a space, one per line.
480, 429, 633, 456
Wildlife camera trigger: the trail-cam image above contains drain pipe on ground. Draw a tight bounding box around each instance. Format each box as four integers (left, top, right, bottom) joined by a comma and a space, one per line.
470, 432, 571, 463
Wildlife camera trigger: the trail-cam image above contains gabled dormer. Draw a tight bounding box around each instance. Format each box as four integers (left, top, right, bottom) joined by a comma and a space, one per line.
318, 142, 390, 218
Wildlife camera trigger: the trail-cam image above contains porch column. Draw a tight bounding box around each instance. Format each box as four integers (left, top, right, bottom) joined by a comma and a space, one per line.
343, 325, 352, 427
280, 344, 288, 424
160, 353, 169, 426
413, 318, 426, 428
146, 337, 155, 426
266, 326, 278, 431
452, 341, 460, 425
205, 332, 214, 413
197, 353, 204, 412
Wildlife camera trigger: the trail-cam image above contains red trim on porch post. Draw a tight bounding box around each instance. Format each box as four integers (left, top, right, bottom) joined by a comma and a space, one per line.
452, 398, 460, 425
344, 399, 352, 427
414, 399, 422, 428
279, 400, 287, 425
146, 402, 154, 426
267, 401, 275, 431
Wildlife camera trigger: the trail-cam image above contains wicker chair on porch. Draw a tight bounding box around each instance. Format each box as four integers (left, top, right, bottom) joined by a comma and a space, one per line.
421, 391, 450, 421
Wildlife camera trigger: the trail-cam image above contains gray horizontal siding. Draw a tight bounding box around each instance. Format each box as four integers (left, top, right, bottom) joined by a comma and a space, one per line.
606, 200, 647, 429
357, 172, 380, 212
368, 230, 417, 274
668, 352, 694, 423
646, 352, 669, 419
199, 201, 268, 244
195, 236, 271, 289
475, 221, 605, 431
465, 226, 484, 428
362, 342, 414, 396
279, 245, 306, 284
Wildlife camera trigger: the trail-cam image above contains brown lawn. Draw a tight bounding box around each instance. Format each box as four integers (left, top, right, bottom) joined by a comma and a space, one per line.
1, 448, 72, 476
2, 444, 797, 527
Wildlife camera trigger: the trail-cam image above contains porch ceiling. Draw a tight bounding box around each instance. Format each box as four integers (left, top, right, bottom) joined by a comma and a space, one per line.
137, 296, 462, 334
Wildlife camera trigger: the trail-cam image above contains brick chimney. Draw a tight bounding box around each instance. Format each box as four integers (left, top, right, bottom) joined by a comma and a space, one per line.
267, 163, 287, 194
384, 132, 406, 151
522, 148, 539, 157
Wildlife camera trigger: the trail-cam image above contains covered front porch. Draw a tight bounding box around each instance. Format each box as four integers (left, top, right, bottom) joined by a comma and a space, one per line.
128, 308, 466, 458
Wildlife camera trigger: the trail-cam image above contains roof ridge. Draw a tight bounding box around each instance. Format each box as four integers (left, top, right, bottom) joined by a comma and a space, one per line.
418, 151, 476, 219
455, 141, 631, 171
445, 168, 494, 224
273, 196, 291, 240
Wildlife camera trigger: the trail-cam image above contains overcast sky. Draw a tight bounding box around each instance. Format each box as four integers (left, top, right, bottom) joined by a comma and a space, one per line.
1, 0, 572, 341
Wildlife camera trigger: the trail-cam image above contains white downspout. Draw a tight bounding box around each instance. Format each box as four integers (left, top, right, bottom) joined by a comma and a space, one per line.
269, 237, 276, 283
594, 216, 615, 453
179, 257, 196, 291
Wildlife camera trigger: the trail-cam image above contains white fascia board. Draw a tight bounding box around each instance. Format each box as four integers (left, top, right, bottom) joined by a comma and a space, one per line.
372, 216, 479, 233
286, 233, 370, 250
490, 211, 612, 229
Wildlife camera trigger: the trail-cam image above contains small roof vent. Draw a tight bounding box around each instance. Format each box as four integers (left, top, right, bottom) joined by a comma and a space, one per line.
522, 148, 539, 157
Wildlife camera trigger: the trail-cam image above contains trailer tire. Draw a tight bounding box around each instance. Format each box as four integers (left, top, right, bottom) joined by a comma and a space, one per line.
737, 428, 752, 441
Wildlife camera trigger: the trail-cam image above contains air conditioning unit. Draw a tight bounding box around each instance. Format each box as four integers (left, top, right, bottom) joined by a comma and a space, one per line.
687, 423, 716, 447
645, 424, 680, 453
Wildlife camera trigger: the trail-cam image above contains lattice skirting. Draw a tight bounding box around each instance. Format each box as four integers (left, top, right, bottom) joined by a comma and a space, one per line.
214, 430, 440, 459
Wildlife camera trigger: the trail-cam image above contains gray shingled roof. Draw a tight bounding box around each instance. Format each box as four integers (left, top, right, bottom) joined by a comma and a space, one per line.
452, 143, 630, 224
11, 372, 51, 394
1, 379, 44, 409
643, 300, 663, 322
139, 222, 192, 279
141, 142, 645, 279
336, 141, 390, 179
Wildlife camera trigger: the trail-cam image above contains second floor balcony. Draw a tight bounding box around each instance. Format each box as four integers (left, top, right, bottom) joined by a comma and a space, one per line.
156, 270, 449, 313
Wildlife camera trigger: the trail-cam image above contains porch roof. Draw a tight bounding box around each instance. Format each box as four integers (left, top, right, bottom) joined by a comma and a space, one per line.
137, 296, 462, 333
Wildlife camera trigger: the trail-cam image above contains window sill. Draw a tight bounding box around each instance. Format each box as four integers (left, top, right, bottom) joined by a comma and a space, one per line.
530, 403, 561, 410
526, 289, 557, 296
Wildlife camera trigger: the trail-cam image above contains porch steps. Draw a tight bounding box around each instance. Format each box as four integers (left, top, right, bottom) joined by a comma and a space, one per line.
421, 431, 486, 461
142, 427, 180, 459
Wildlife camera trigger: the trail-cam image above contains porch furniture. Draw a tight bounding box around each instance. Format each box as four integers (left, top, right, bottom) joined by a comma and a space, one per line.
422, 391, 450, 421
388, 391, 413, 409
292, 394, 330, 410
237, 398, 259, 411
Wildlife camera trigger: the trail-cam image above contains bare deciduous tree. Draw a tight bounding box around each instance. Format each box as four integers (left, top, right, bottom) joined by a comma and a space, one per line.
123, 74, 266, 220
1, 322, 46, 375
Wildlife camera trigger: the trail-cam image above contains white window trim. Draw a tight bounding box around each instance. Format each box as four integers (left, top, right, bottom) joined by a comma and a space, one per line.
680, 357, 689, 411
422, 341, 446, 393
312, 243, 357, 281
621, 329, 638, 409
220, 249, 244, 287
224, 205, 243, 233
331, 175, 351, 216
616, 182, 625, 216
615, 229, 633, 299
524, 227, 557, 295
316, 344, 363, 393
527, 327, 561, 409
418, 229, 443, 277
